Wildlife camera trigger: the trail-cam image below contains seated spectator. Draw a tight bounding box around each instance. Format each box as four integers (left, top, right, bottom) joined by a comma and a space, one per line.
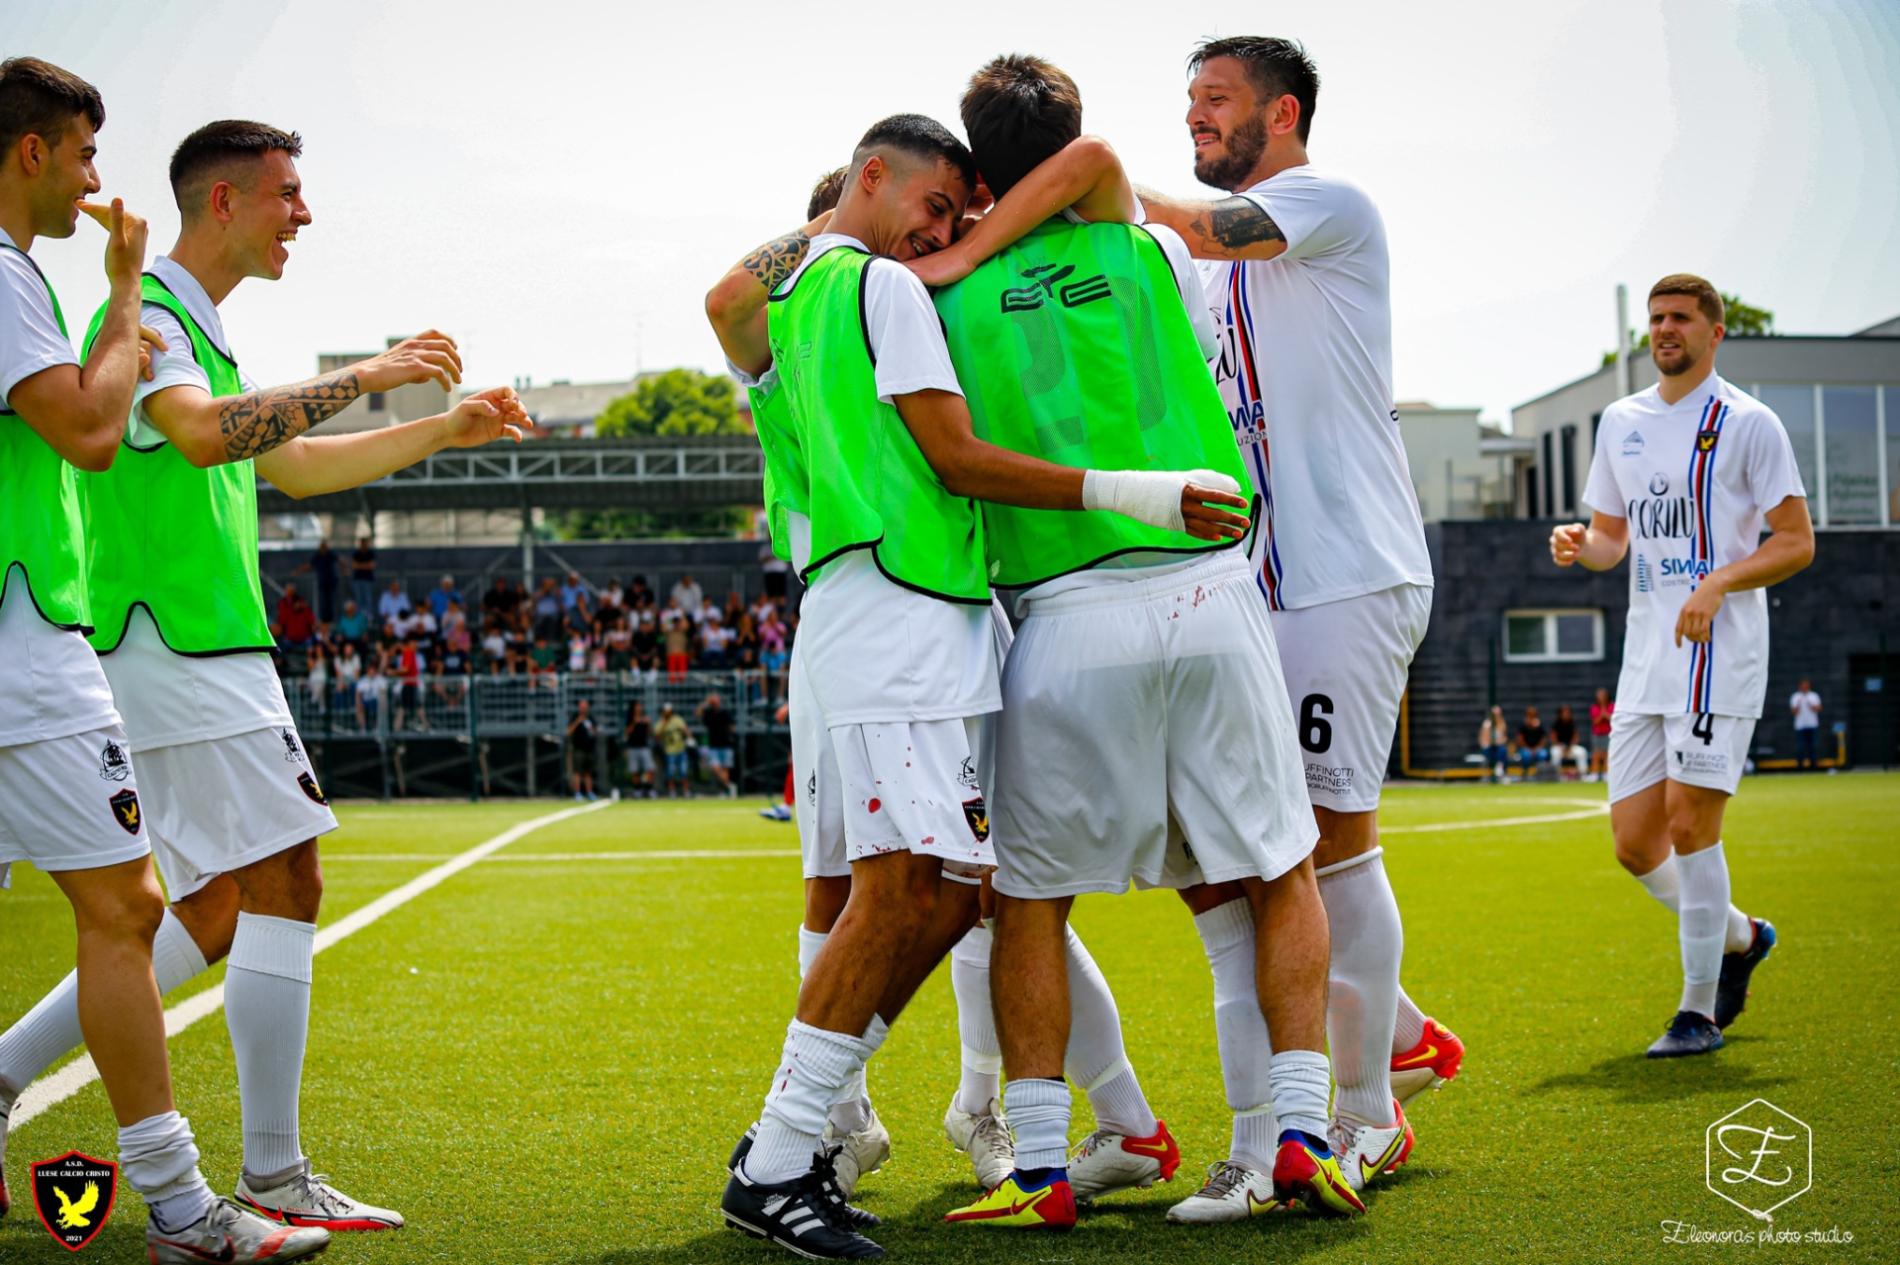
305, 643, 329, 714
1515, 706, 1550, 774
1589, 687, 1614, 781
694, 596, 720, 628
377, 579, 412, 626
670, 572, 704, 616
560, 570, 589, 612
1550, 705, 1588, 780
759, 609, 788, 673
412, 606, 439, 655
277, 582, 316, 646
723, 589, 746, 626
1479, 705, 1508, 780
392, 636, 426, 730
480, 624, 506, 666
600, 578, 625, 611
354, 661, 386, 730
629, 575, 653, 609
483, 576, 515, 621
335, 598, 369, 644
531, 577, 562, 632
529, 634, 561, 686
567, 628, 591, 673
429, 574, 463, 622
699, 609, 734, 667
429, 652, 467, 708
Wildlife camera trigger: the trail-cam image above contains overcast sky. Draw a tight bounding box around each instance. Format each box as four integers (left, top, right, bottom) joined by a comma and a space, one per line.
7, 0, 1897, 426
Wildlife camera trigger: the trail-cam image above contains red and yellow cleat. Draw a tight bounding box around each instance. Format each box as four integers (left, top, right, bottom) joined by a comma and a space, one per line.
1389, 1017, 1465, 1105
944, 1169, 1077, 1230
1271, 1136, 1366, 1216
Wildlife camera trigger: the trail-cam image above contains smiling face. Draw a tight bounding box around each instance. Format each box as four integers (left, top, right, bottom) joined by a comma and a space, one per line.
30, 116, 101, 239
1186, 57, 1273, 191
1648, 293, 1722, 379
224, 148, 310, 280
863, 153, 968, 260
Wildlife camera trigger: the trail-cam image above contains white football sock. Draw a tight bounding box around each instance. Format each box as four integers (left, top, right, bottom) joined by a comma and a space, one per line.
827, 1015, 886, 1136
1267, 1050, 1332, 1142
1393, 987, 1427, 1052
118, 1111, 215, 1231
1636, 854, 1754, 952
1316, 850, 1401, 1126
747, 1020, 870, 1185
1191, 899, 1277, 1170
796, 926, 873, 1135
797, 925, 827, 978
950, 923, 1002, 1116
225, 912, 314, 1181
1063, 926, 1156, 1137
1675, 845, 1730, 1019
0, 910, 207, 1099
1004, 1076, 1071, 1171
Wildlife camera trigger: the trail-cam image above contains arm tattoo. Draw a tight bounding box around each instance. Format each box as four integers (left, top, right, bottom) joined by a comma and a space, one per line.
217, 370, 362, 461
1188, 196, 1287, 257
741, 231, 811, 294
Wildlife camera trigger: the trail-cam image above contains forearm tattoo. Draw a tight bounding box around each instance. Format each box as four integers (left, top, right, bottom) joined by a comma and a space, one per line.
218, 371, 362, 461
1190, 196, 1287, 257
741, 231, 811, 294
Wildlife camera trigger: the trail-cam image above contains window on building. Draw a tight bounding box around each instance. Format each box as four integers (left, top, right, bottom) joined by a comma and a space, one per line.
1756, 384, 1818, 503
1522, 464, 1538, 517
1824, 386, 1880, 525
1502, 609, 1605, 663
1541, 432, 1554, 517
1560, 423, 1577, 513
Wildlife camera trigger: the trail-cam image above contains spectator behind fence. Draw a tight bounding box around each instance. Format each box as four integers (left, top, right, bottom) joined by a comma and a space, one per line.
306, 644, 329, 714
624, 700, 656, 797
698, 692, 737, 797
1550, 705, 1588, 780
355, 660, 386, 729
430, 574, 463, 622
277, 582, 316, 646
671, 572, 704, 617
336, 599, 368, 644
351, 535, 377, 612
663, 611, 692, 682
303, 539, 339, 623
656, 703, 692, 798
568, 699, 598, 801
1479, 705, 1509, 780
532, 578, 562, 636
1790, 677, 1823, 769
1589, 687, 1614, 781
378, 579, 412, 628
560, 570, 588, 612
1515, 706, 1550, 775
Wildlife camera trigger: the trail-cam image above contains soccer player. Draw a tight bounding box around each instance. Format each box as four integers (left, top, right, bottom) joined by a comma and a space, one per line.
1551, 274, 1811, 1057
706, 113, 1244, 1260
0, 56, 328, 1263
924, 55, 1356, 1231
916, 35, 1459, 1213
0, 118, 527, 1233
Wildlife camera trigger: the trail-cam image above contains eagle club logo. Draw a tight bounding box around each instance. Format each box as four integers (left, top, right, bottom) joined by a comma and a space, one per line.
107, 788, 141, 836
298, 771, 329, 806
962, 796, 990, 841
31, 1150, 118, 1252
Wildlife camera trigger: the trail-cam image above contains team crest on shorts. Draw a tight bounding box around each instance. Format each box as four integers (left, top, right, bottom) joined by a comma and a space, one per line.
97, 739, 130, 782
297, 772, 329, 806
31, 1150, 117, 1252
958, 757, 978, 789
107, 789, 141, 836
962, 796, 990, 842
280, 728, 303, 762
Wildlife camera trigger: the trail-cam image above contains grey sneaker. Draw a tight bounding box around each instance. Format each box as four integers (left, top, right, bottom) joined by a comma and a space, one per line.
235, 1160, 403, 1231
146, 1197, 331, 1262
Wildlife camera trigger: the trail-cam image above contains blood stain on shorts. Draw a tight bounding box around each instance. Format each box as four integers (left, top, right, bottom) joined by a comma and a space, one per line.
868, 797, 882, 813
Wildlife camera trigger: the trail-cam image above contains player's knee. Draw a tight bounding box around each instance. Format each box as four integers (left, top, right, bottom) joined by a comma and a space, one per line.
1611, 835, 1654, 875
1664, 804, 1717, 852
81, 873, 166, 946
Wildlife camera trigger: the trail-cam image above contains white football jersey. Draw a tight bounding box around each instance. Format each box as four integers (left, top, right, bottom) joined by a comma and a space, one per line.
1200, 166, 1432, 611
1582, 373, 1806, 718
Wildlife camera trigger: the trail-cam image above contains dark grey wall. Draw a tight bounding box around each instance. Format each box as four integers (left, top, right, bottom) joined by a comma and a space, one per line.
1405, 521, 1900, 771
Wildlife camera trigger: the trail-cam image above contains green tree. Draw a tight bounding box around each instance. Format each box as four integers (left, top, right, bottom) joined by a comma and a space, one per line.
1602, 292, 1774, 365
595, 368, 744, 437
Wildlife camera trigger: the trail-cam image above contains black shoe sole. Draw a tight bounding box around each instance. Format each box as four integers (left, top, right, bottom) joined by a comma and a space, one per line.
722, 1210, 884, 1260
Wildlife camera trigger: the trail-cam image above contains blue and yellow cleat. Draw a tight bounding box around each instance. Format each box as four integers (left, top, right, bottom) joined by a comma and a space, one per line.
1715, 919, 1775, 1029
1271, 1132, 1366, 1216
943, 1168, 1076, 1230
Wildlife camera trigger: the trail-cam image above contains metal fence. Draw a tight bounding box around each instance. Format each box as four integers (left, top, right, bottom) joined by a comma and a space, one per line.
288, 669, 786, 800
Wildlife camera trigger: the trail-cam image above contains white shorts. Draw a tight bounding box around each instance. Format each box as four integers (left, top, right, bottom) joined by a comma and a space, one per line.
133, 724, 340, 899
1269, 583, 1433, 813
0, 724, 152, 890
1608, 710, 1756, 802
991, 553, 1317, 899
793, 604, 1011, 882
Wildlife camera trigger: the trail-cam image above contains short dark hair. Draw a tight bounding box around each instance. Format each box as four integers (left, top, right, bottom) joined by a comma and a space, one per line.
852, 114, 976, 191
169, 119, 303, 210
959, 54, 1082, 200
1189, 36, 1320, 143
1649, 273, 1724, 326
806, 166, 846, 220
0, 57, 104, 157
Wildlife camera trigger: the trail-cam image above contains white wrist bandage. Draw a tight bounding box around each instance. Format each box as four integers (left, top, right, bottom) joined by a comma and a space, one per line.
1081, 468, 1241, 533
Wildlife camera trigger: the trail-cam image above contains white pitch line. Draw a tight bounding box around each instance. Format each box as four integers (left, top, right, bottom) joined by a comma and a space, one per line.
9, 799, 612, 1134
332, 849, 802, 862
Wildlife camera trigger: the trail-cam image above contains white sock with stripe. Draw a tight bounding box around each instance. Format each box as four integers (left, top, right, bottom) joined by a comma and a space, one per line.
1634, 854, 1755, 951
950, 923, 1001, 1116
1190, 898, 1277, 1170
1063, 926, 1157, 1137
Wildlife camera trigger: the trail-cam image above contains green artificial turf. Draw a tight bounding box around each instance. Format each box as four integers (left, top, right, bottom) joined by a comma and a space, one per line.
2, 776, 1895, 1263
